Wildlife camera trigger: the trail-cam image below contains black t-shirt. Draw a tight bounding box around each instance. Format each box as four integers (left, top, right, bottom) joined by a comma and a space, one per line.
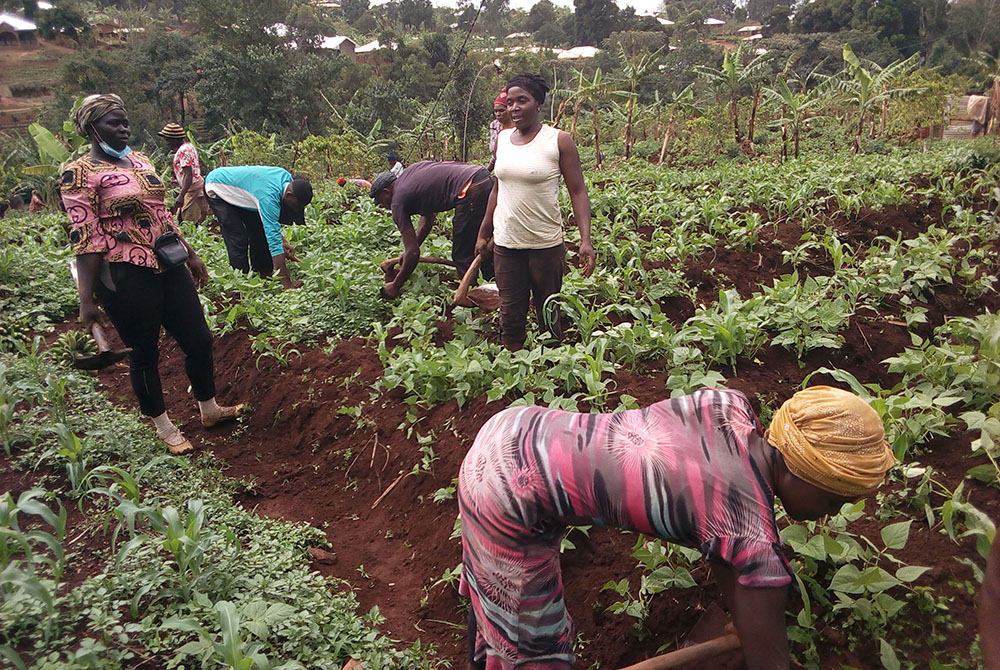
390, 161, 483, 230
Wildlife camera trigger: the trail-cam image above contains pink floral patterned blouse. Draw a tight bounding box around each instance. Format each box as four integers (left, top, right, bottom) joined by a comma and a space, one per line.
60, 152, 177, 271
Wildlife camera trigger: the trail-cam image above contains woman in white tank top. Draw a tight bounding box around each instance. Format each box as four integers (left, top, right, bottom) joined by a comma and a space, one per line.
475, 73, 595, 351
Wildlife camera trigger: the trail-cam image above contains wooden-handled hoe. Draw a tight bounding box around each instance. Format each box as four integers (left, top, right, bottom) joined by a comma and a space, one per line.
452, 239, 500, 311
380, 254, 455, 283
618, 603, 745, 670
617, 629, 741, 670
67, 261, 132, 371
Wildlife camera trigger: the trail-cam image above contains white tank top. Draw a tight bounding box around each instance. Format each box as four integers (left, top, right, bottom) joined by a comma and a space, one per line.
493, 124, 563, 249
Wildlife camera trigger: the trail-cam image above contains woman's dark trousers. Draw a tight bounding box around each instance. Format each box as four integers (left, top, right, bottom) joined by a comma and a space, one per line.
493, 243, 566, 348
95, 262, 216, 417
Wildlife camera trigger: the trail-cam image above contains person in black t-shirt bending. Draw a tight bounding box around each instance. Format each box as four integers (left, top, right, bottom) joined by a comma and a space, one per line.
371, 161, 495, 299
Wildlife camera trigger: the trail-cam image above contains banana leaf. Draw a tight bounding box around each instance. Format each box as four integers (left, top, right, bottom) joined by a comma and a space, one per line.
28, 123, 70, 165
20, 164, 60, 177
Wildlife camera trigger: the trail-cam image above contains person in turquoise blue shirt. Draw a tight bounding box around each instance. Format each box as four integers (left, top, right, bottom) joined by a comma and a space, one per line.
204, 166, 312, 289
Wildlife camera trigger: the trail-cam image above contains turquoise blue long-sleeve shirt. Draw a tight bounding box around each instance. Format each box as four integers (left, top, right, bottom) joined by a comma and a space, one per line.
205, 166, 291, 256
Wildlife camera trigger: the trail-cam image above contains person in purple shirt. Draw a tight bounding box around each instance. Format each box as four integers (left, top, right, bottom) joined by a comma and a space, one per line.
371, 161, 495, 298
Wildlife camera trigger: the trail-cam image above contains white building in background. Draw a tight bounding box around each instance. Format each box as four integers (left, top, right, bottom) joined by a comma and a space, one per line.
355, 39, 394, 53
319, 35, 356, 56
0, 12, 37, 47
557, 45, 600, 60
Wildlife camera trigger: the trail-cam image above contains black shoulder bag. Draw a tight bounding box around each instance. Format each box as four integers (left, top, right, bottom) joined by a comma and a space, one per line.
153, 231, 190, 269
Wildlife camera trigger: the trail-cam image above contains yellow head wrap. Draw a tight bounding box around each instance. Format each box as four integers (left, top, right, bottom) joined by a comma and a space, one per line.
766, 386, 895, 497
74, 94, 127, 138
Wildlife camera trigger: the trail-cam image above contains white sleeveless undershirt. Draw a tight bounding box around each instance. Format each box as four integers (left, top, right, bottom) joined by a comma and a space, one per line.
493, 124, 563, 249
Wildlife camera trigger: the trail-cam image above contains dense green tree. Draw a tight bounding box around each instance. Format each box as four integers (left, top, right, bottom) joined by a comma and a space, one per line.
421, 32, 451, 66
762, 5, 790, 35
526, 0, 558, 32
353, 11, 376, 33
534, 21, 564, 47
194, 45, 351, 137
36, 0, 91, 42
574, 0, 620, 45
285, 4, 326, 50
480, 0, 509, 36
792, 0, 854, 33
58, 35, 199, 141
657, 36, 716, 92
605, 30, 670, 56
852, 0, 920, 55
61, 48, 128, 97
744, 0, 781, 20
766, 29, 897, 74
129, 31, 201, 124
186, 0, 292, 46
341, 0, 369, 24
660, 0, 735, 20
382, 0, 434, 30
455, 1, 478, 31
947, 0, 1000, 56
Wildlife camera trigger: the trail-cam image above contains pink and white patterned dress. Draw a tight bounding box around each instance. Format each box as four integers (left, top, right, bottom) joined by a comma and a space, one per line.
458, 389, 791, 669
171, 142, 203, 185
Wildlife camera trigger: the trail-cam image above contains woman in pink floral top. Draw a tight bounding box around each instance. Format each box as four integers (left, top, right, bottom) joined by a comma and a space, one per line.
61, 94, 242, 454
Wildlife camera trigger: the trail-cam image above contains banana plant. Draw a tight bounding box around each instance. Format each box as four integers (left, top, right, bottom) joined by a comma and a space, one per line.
617, 44, 667, 160
657, 83, 698, 165
21, 98, 89, 205
763, 76, 830, 160
571, 68, 617, 169
692, 42, 773, 149
833, 44, 921, 154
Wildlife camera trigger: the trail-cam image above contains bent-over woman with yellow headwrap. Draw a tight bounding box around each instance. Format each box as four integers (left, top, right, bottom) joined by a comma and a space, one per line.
60, 94, 243, 454
458, 385, 895, 670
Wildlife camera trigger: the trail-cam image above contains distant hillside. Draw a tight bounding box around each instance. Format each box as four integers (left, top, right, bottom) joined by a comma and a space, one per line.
0, 38, 74, 130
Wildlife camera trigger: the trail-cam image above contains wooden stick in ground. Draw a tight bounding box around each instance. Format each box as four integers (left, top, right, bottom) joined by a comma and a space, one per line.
616, 632, 741, 670
453, 240, 493, 306
371, 471, 407, 509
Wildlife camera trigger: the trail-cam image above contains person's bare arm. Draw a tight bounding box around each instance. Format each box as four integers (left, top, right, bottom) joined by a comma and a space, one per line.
710, 560, 790, 670
414, 212, 436, 246
557, 131, 594, 277
173, 165, 194, 213
173, 233, 209, 288
272, 253, 300, 289
475, 180, 498, 258
384, 223, 420, 298
75, 253, 107, 328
